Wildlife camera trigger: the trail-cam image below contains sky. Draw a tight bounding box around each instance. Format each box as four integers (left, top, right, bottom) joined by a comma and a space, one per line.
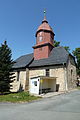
0, 0, 80, 60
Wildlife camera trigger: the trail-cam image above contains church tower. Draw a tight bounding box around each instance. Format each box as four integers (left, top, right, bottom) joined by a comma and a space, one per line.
33, 11, 55, 60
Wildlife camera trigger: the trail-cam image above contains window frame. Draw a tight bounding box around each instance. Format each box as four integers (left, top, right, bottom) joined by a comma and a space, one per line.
34, 81, 37, 86
46, 69, 49, 77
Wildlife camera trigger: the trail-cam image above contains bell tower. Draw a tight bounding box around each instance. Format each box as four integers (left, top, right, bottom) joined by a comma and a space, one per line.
33, 11, 55, 60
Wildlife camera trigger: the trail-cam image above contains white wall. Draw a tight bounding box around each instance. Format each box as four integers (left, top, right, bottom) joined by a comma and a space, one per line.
29, 77, 40, 95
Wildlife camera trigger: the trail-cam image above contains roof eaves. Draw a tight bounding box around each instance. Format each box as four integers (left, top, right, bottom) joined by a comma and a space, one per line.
28, 62, 67, 68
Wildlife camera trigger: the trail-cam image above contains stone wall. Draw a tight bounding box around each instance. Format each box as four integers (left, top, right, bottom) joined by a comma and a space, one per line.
25, 68, 29, 91
11, 56, 76, 92
11, 69, 29, 92
10, 72, 18, 92
29, 69, 45, 78
50, 67, 65, 91
67, 56, 77, 90
29, 66, 65, 92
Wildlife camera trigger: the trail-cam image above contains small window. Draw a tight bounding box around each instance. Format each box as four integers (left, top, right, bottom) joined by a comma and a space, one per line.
39, 32, 42, 36
71, 69, 73, 81
39, 36, 43, 42
17, 71, 20, 81
34, 81, 37, 86
46, 69, 49, 77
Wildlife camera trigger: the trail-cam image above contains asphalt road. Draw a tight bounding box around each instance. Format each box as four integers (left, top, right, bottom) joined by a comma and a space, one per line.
0, 90, 80, 120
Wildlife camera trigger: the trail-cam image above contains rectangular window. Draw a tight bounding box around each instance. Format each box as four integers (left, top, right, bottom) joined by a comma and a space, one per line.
46, 69, 49, 77
34, 81, 37, 86
17, 71, 20, 81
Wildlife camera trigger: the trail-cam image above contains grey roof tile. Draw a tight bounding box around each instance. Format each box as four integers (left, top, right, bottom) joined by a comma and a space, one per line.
13, 47, 69, 69
13, 53, 33, 68
29, 47, 69, 67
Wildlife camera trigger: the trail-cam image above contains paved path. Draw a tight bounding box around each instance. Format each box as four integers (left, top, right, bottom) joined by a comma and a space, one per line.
0, 90, 80, 120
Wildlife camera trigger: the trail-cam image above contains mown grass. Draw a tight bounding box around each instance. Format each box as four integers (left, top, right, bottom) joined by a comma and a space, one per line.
77, 86, 80, 90
0, 92, 41, 103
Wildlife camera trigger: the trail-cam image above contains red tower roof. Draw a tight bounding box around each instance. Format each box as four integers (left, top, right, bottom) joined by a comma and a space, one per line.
36, 15, 55, 37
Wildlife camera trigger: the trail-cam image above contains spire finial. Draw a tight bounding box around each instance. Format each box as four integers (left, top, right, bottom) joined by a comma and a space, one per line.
42, 9, 48, 23
44, 9, 46, 17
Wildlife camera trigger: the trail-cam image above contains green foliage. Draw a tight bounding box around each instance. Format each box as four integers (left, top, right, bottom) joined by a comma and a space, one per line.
77, 86, 80, 90
73, 48, 80, 75
54, 40, 70, 52
0, 92, 41, 102
0, 41, 15, 94
54, 40, 60, 47
64, 46, 70, 52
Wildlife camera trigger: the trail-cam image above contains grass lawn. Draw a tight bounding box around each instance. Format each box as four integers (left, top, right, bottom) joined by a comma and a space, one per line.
0, 92, 41, 103
77, 86, 80, 90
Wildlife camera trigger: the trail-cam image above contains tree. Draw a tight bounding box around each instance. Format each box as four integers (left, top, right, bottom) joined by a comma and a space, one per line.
0, 41, 15, 94
54, 40, 70, 52
73, 48, 80, 76
64, 46, 70, 52
54, 40, 60, 47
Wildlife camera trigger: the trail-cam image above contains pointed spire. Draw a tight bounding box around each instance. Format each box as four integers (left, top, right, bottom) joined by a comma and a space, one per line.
42, 9, 48, 23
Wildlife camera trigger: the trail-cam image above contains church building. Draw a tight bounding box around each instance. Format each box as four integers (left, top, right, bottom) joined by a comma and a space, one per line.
12, 12, 77, 94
